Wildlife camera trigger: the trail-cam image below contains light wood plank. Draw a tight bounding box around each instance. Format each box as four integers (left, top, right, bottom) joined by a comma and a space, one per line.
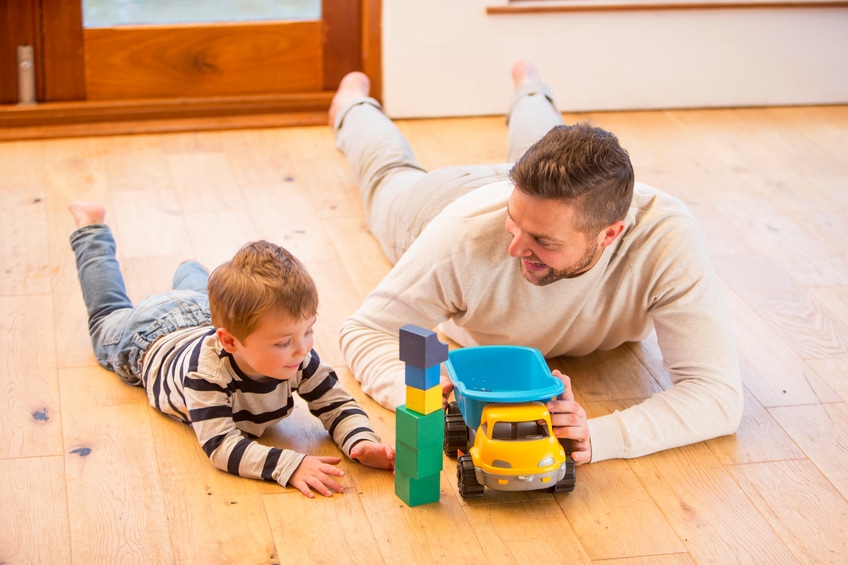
0, 143, 50, 296
0, 295, 62, 458
718, 279, 841, 407
729, 460, 848, 563
715, 255, 848, 360
806, 357, 848, 404
627, 444, 798, 563
560, 459, 686, 560
550, 345, 665, 406
110, 188, 192, 258
769, 402, 848, 500
263, 489, 385, 565
241, 180, 339, 262
0, 456, 72, 564
325, 217, 393, 299
460, 499, 592, 564
60, 366, 175, 563
148, 413, 278, 564
166, 151, 243, 214
706, 388, 805, 466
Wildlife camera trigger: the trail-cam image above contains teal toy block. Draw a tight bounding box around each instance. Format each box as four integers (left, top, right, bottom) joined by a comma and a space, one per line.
396, 441, 443, 478
396, 405, 444, 449
405, 363, 441, 390
395, 470, 441, 507
399, 324, 448, 369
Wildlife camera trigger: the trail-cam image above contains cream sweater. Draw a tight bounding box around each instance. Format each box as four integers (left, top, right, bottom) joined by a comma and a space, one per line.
340, 181, 743, 462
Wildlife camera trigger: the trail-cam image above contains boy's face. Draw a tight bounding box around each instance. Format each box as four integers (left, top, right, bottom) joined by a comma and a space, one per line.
220, 312, 316, 381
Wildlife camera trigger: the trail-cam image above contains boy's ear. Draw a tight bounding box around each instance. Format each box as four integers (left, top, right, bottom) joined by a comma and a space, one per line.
216, 327, 239, 353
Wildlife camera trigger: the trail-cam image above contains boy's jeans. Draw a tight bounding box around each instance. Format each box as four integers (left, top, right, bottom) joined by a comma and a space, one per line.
69, 225, 211, 385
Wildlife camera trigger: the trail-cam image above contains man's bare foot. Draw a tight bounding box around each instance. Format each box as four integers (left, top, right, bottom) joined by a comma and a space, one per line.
512, 61, 542, 88
68, 201, 106, 228
328, 71, 371, 127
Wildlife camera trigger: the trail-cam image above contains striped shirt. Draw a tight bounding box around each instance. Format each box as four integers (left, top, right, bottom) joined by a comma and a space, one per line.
141, 325, 380, 487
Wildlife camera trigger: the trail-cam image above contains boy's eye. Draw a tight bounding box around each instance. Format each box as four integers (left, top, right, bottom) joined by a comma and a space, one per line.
277, 340, 292, 348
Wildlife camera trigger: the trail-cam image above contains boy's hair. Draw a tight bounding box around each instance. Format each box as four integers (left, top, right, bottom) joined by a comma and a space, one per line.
208, 241, 318, 341
508, 123, 635, 235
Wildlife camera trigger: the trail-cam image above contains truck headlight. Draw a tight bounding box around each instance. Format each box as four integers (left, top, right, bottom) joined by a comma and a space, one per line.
492, 460, 512, 468
538, 456, 555, 467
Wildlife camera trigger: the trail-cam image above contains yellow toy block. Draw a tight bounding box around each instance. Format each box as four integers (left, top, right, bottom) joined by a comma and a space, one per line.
406, 384, 442, 415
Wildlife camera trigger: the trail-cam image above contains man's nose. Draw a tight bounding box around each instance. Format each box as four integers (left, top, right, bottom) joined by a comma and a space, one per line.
507, 232, 530, 257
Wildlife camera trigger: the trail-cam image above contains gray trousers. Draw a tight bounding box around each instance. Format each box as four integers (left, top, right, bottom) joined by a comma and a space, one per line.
333, 82, 564, 265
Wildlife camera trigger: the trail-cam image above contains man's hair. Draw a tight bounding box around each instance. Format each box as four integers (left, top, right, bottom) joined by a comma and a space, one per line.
208, 241, 318, 341
508, 123, 635, 234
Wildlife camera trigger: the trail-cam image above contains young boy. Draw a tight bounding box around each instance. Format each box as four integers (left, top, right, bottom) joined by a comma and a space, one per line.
68, 201, 394, 498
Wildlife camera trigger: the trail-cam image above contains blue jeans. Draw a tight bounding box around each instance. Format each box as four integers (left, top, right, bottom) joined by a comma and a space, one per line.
70, 224, 212, 385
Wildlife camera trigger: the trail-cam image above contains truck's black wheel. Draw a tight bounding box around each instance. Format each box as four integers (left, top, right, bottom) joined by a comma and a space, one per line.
443, 401, 468, 457
551, 454, 576, 494
457, 454, 484, 498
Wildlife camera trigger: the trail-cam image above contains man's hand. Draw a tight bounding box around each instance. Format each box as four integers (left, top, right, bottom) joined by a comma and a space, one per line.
288, 455, 345, 498
441, 373, 454, 409
350, 441, 396, 470
548, 370, 592, 465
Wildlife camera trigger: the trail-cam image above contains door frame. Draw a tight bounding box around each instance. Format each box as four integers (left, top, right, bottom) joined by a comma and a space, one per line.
0, 0, 381, 139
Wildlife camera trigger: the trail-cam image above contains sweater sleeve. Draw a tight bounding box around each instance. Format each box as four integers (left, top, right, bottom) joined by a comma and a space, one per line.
339, 218, 471, 410
182, 374, 308, 487
294, 350, 382, 454
587, 222, 744, 462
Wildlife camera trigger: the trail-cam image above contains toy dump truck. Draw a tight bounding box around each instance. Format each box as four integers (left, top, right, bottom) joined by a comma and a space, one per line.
443, 345, 576, 498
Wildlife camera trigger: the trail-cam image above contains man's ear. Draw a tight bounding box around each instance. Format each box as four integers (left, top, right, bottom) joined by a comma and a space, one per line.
216, 327, 239, 353
598, 220, 625, 248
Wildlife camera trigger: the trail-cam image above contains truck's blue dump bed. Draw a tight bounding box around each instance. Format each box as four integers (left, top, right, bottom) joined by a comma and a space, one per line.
446, 345, 564, 428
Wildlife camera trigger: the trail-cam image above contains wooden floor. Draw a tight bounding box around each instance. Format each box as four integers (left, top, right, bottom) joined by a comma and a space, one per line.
1, 105, 847, 564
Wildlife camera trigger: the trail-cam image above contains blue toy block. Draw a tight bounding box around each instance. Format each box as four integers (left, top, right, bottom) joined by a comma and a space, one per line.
396, 441, 443, 478
405, 364, 441, 390
395, 470, 441, 506
399, 324, 448, 368
396, 405, 444, 449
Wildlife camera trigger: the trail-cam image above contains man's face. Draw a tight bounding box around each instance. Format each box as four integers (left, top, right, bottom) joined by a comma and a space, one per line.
505, 188, 605, 286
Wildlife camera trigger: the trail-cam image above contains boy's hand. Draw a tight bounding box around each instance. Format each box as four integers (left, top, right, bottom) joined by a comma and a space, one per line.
288, 455, 345, 498
548, 370, 592, 465
350, 441, 396, 470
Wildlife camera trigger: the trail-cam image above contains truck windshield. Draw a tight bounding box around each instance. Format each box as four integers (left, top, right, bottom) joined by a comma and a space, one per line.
490, 420, 549, 441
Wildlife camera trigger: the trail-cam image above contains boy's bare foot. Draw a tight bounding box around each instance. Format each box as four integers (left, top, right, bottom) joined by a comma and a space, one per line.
68, 201, 106, 228
512, 61, 542, 88
328, 71, 371, 127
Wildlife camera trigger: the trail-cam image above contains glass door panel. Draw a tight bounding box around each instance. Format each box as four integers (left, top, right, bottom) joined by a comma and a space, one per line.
82, 0, 321, 27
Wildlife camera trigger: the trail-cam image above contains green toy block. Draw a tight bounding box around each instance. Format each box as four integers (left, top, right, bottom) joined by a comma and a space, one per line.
396, 405, 444, 449
396, 440, 443, 478
395, 470, 441, 507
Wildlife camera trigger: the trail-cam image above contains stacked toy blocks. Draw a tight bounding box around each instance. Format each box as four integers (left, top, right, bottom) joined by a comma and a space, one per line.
395, 324, 448, 506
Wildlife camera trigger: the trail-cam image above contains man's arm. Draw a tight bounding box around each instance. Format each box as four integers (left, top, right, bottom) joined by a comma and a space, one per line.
588, 226, 744, 462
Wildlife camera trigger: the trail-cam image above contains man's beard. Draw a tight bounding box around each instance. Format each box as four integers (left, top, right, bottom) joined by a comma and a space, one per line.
519, 241, 601, 286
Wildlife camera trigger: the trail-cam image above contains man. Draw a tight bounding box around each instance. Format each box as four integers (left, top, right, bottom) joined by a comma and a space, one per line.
329, 62, 743, 465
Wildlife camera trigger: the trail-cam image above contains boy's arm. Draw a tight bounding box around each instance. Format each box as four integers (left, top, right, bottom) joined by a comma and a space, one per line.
295, 350, 387, 459
183, 375, 312, 488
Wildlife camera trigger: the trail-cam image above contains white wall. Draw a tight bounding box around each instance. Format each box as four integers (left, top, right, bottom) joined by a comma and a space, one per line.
381, 1, 848, 118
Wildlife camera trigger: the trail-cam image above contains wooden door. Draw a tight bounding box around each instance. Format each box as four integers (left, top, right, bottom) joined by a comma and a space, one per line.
0, 0, 381, 137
